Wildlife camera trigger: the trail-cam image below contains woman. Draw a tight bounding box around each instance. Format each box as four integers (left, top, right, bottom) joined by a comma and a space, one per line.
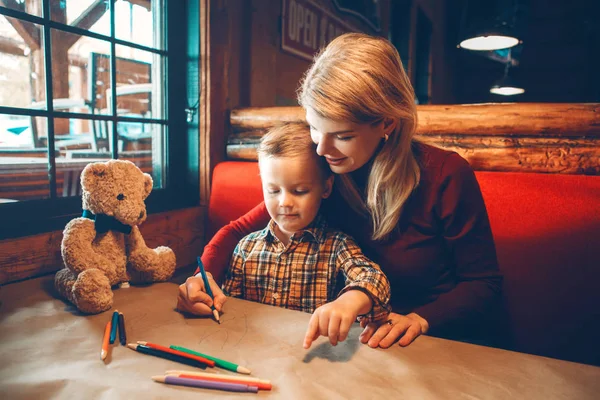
177, 33, 503, 349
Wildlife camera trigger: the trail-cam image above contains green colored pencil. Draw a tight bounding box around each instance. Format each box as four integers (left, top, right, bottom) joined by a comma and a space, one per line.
170, 345, 251, 374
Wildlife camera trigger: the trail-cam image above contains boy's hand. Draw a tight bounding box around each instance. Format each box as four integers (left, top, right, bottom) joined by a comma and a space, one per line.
176, 274, 227, 317
303, 290, 372, 349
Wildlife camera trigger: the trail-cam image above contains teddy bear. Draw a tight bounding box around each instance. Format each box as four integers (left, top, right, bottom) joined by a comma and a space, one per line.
54, 159, 176, 314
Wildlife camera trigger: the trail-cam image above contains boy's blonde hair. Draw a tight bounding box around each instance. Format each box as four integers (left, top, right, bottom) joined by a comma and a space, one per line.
298, 33, 420, 240
257, 122, 331, 180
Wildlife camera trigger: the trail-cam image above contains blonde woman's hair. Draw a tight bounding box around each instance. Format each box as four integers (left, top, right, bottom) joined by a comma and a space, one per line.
257, 122, 331, 179
298, 33, 420, 240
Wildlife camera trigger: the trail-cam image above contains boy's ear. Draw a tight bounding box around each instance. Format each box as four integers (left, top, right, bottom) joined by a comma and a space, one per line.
322, 175, 334, 199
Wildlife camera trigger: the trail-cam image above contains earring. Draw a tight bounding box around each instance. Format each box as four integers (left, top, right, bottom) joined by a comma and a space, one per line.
383, 134, 389, 142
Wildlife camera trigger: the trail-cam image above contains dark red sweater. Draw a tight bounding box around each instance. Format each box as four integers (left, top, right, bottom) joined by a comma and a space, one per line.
201, 143, 503, 339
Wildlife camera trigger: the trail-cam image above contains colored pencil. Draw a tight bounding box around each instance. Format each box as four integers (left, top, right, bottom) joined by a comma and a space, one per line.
101, 321, 111, 360
127, 344, 208, 369
109, 310, 119, 344
196, 256, 220, 324
167, 372, 271, 391
170, 345, 251, 374
152, 375, 258, 393
118, 312, 126, 345
137, 341, 215, 367
166, 370, 270, 387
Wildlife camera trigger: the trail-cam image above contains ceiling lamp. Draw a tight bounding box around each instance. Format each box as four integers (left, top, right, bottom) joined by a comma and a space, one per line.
459, 32, 520, 51
490, 63, 524, 96
458, 0, 523, 51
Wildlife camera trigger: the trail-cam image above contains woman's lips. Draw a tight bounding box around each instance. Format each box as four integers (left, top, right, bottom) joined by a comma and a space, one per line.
326, 157, 346, 166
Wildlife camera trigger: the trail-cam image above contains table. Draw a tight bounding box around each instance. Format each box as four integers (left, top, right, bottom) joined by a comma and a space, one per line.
0, 276, 598, 399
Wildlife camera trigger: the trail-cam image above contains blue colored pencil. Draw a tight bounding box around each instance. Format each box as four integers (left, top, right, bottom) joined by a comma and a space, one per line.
196, 256, 220, 324
109, 310, 119, 344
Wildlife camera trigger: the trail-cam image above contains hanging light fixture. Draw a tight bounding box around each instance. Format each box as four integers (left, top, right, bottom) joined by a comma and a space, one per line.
490, 61, 524, 95
458, 21, 520, 51
458, 0, 523, 51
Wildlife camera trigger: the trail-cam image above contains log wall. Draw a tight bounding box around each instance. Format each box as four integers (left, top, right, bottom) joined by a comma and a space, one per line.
227, 103, 600, 174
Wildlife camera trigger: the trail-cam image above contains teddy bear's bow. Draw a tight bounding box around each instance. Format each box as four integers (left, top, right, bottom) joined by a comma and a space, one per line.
82, 210, 133, 234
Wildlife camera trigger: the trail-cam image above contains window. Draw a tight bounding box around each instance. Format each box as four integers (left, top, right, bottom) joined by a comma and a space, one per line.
0, 0, 197, 239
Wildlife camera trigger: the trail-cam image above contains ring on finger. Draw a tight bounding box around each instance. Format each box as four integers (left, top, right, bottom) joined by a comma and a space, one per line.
385, 319, 394, 327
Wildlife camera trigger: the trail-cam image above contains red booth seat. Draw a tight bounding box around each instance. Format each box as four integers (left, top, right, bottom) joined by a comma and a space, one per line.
207, 161, 600, 365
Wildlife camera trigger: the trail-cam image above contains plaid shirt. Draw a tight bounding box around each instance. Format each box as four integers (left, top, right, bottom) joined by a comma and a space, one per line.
222, 215, 391, 321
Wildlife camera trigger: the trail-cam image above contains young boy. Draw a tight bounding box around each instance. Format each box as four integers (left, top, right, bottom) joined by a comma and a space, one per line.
199, 122, 390, 349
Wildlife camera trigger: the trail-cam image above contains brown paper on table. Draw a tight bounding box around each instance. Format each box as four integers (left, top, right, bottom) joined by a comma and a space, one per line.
1, 276, 599, 399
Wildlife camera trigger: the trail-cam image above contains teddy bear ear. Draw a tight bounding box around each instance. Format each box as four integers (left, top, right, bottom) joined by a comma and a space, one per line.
143, 173, 153, 198
81, 162, 109, 191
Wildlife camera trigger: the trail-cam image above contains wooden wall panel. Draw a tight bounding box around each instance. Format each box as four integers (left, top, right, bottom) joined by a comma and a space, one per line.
226, 103, 600, 175
0, 207, 205, 285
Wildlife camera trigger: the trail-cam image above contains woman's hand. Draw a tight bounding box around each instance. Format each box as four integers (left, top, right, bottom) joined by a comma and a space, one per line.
176, 274, 227, 317
303, 290, 372, 349
359, 312, 429, 348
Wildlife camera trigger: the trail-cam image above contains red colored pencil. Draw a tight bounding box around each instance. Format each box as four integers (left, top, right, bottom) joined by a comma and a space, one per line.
137, 341, 215, 367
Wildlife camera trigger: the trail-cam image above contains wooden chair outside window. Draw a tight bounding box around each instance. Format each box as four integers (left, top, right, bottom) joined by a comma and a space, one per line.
27, 99, 94, 151
88, 52, 152, 152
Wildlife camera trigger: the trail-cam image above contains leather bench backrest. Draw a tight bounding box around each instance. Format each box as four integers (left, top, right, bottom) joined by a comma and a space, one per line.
208, 161, 600, 365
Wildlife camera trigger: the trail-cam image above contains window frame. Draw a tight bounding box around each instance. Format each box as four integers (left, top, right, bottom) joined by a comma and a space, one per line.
0, 0, 198, 240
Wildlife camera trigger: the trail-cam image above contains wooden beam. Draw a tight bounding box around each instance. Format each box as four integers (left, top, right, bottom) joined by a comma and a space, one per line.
416, 103, 600, 137
199, 0, 210, 206
125, 0, 151, 11
227, 103, 600, 175
230, 103, 600, 136
230, 106, 304, 131
0, 0, 41, 50
0, 36, 27, 56
71, 0, 108, 34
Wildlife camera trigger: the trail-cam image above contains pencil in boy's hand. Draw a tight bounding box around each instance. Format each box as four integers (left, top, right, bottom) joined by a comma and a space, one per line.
196, 256, 221, 324
101, 321, 111, 361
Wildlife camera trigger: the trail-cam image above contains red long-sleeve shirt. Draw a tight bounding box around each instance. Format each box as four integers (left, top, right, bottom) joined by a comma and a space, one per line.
201, 143, 503, 339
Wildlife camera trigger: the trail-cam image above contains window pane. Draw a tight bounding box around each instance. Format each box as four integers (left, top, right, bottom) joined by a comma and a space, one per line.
0, 16, 44, 109
56, 115, 115, 197
114, 45, 164, 120
0, 114, 49, 202
54, 117, 100, 197
115, 0, 162, 50
118, 122, 164, 189
50, 0, 110, 36
50, 29, 110, 115
0, 0, 42, 17
53, 117, 94, 151
66, 117, 113, 154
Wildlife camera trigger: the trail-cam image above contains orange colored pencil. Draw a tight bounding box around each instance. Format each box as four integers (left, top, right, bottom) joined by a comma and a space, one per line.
175, 373, 272, 391
137, 341, 215, 367
101, 321, 111, 361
